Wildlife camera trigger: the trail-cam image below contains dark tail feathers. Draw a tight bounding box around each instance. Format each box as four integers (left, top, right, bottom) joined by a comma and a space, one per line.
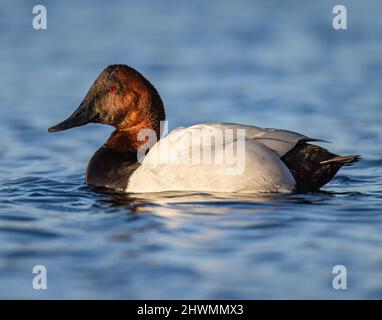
281, 142, 361, 192
320, 155, 361, 166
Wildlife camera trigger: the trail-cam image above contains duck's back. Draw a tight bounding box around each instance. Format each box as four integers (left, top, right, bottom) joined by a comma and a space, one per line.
125, 123, 305, 193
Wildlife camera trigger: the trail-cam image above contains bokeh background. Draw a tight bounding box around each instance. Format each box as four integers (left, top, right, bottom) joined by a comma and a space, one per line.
0, 0, 381, 298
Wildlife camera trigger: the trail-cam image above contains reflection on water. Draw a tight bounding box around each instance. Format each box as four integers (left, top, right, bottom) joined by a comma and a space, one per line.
0, 0, 382, 298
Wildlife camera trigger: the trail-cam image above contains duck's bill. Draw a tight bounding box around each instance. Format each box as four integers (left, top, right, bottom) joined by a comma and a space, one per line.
48, 102, 98, 132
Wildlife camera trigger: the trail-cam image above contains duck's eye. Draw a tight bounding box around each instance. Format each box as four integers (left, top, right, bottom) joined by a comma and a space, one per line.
109, 84, 116, 93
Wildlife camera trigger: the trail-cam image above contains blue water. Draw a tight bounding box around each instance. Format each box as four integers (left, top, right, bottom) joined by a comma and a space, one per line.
1, 0, 382, 299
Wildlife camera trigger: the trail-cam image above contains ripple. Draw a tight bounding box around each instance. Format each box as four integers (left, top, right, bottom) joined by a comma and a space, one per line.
0, 226, 60, 239
0, 214, 38, 222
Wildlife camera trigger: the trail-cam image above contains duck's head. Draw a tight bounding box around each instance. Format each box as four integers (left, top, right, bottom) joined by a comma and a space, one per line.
48, 65, 165, 135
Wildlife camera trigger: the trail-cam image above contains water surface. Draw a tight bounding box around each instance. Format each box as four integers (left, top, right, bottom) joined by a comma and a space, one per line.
0, 0, 382, 299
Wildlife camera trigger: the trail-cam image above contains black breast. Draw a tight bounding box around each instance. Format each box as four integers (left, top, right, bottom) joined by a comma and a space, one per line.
86, 147, 140, 191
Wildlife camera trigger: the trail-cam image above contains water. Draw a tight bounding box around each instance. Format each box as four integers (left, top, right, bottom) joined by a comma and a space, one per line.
1, 0, 382, 299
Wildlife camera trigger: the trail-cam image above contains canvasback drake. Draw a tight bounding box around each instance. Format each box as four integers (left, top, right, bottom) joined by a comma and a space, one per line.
49, 64, 360, 193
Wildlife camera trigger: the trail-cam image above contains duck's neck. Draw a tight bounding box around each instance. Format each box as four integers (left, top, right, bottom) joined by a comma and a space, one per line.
104, 79, 165, 155
104, 120, 161, 154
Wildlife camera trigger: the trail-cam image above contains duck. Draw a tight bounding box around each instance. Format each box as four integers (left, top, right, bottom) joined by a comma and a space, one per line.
48, 64, 360, 193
